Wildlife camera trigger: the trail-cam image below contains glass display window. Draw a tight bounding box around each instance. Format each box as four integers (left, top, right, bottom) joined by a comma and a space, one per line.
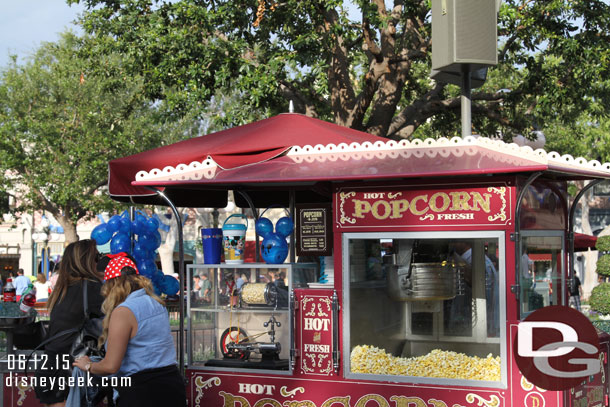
519, 232, 564, 318
343, 231, 506, 387
187, 263, 318, 373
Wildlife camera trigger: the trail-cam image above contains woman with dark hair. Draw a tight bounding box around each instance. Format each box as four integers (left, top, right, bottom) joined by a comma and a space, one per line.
35, 239, 104, 407
73, 253, 186, 407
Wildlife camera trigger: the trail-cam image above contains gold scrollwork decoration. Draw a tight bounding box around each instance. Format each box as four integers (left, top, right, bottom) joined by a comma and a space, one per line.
487, 187, 507, 222
303, 297, 315, 316
316, 303, 328, 317
302, 353, 316, 373
280, 386, 306, 397
420, 213, 435, 221
16, 380, 31, 406
319, 297, 332, 313
194, 376, 221, 405
388, 192, 402, 199
339, 191, 356, 224
465, 394, 501, 407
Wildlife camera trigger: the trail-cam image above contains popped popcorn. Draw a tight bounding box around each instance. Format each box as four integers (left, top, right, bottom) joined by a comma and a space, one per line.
241, 283, 268, 304
350, 345, 501, 381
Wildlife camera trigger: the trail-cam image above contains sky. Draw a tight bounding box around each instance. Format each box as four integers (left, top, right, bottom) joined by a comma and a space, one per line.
0, 0, 85, 67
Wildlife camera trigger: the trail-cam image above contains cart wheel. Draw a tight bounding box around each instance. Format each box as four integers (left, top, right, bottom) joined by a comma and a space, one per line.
220, 327, 250, 360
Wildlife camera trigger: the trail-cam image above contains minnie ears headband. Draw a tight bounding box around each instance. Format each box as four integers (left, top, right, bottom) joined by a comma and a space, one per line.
96, 252, 139, 282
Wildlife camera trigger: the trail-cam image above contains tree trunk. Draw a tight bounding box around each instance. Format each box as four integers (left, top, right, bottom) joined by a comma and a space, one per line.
157, 208, 183, 275
55, 213, 79, 244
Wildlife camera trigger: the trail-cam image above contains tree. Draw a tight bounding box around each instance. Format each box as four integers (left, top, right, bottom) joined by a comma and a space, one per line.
0, 32, 198, 243
69, 0, 610, 140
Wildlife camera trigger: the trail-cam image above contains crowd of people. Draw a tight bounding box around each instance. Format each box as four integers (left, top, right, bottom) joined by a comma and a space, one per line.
29, 239, 186, 407
190, 269, 288, 307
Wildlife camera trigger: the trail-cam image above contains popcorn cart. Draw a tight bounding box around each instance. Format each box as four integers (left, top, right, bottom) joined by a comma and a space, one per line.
107, 113, 610, 407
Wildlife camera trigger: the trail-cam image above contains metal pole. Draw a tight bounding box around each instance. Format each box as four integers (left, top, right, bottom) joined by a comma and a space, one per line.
130, 207, 136, 253
289, 190, 296, 263
45, 246, 50, 279
461, 65, 472, 138
146, 187, 185, 374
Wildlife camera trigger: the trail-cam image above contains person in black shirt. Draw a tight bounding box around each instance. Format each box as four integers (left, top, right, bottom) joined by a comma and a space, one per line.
34, 239, 104, 407
569, 273, 583, 311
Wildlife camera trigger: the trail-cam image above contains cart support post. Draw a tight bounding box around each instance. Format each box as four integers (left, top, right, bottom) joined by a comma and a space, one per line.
146, 187, 186, 374
568, 179, 604, 291
290, 190, 296, 263
511, 172, 543, 316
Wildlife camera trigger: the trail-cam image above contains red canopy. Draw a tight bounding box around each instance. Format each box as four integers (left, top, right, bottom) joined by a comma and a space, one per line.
108, 113, 387, 203
574, 233, 598, 251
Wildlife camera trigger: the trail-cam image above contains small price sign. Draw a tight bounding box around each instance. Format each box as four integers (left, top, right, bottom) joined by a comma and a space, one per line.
296, 204, 332, 257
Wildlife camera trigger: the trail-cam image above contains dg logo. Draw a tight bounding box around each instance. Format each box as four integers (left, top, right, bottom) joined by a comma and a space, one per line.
514, 305, 601, 391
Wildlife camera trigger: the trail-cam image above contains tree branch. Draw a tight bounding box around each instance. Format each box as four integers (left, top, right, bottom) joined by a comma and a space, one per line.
278, 80, 321, 117
320, 5, 356, 125
387, 82, 447, 139
362, 19, 383, 62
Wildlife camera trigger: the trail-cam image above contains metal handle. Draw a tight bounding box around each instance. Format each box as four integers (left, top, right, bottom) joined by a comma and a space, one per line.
332, 290, 340, 375
290, 290, 298, 369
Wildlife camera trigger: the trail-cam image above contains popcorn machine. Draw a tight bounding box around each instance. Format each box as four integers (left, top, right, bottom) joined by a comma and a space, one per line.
105, 114, 610, 407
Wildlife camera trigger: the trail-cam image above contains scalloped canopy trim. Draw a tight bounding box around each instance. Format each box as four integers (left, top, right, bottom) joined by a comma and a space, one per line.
132, 136, 610, 182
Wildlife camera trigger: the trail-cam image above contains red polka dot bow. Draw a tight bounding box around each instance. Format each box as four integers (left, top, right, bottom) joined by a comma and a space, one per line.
104, 252, 139, 281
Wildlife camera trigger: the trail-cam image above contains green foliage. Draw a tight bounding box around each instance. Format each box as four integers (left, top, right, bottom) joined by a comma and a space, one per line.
595, 254, 610, 277
589, 283, 610, 315
66, 0, 610, 140
596, 235, 610, 253
0, 32, 198, 240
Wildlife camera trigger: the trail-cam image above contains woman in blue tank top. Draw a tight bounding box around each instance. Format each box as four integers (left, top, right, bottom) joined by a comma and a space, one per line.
73, 253, 186, 407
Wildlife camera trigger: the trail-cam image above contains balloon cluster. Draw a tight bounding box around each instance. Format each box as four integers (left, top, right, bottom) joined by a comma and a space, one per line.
255, 210, 294, 264
91, 211, 179, 296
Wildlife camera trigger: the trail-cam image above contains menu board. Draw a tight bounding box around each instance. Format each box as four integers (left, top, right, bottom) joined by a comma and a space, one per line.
296, 204, 332, 256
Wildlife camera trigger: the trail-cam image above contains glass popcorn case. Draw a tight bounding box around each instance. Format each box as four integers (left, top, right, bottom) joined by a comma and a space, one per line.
186, 263, 318, 373
343, 232, 506, 387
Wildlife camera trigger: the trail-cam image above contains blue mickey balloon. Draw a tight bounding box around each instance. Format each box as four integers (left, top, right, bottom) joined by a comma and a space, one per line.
161, 275, 180, 296
261, 232, 289, 264
91, 224, 112, 245
144, 217, 160, 234
110, 233, 131, 254
275, 216, 294, 238
255, 217, 274, 238
151, 230, 162, 250
138, 260, 157, 278
153, 282, 163, 296
118, 216, 131, 234
132, 243, 150, 263
107, 215, 121, 233
138, 233, 156, 251
151, 269, 165, 285
132, 214, 147, 235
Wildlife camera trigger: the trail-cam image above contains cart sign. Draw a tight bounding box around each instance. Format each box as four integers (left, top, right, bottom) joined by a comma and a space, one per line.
335, 185, 510, 228
296, 204, 333, 256
298, 292, 334, 376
